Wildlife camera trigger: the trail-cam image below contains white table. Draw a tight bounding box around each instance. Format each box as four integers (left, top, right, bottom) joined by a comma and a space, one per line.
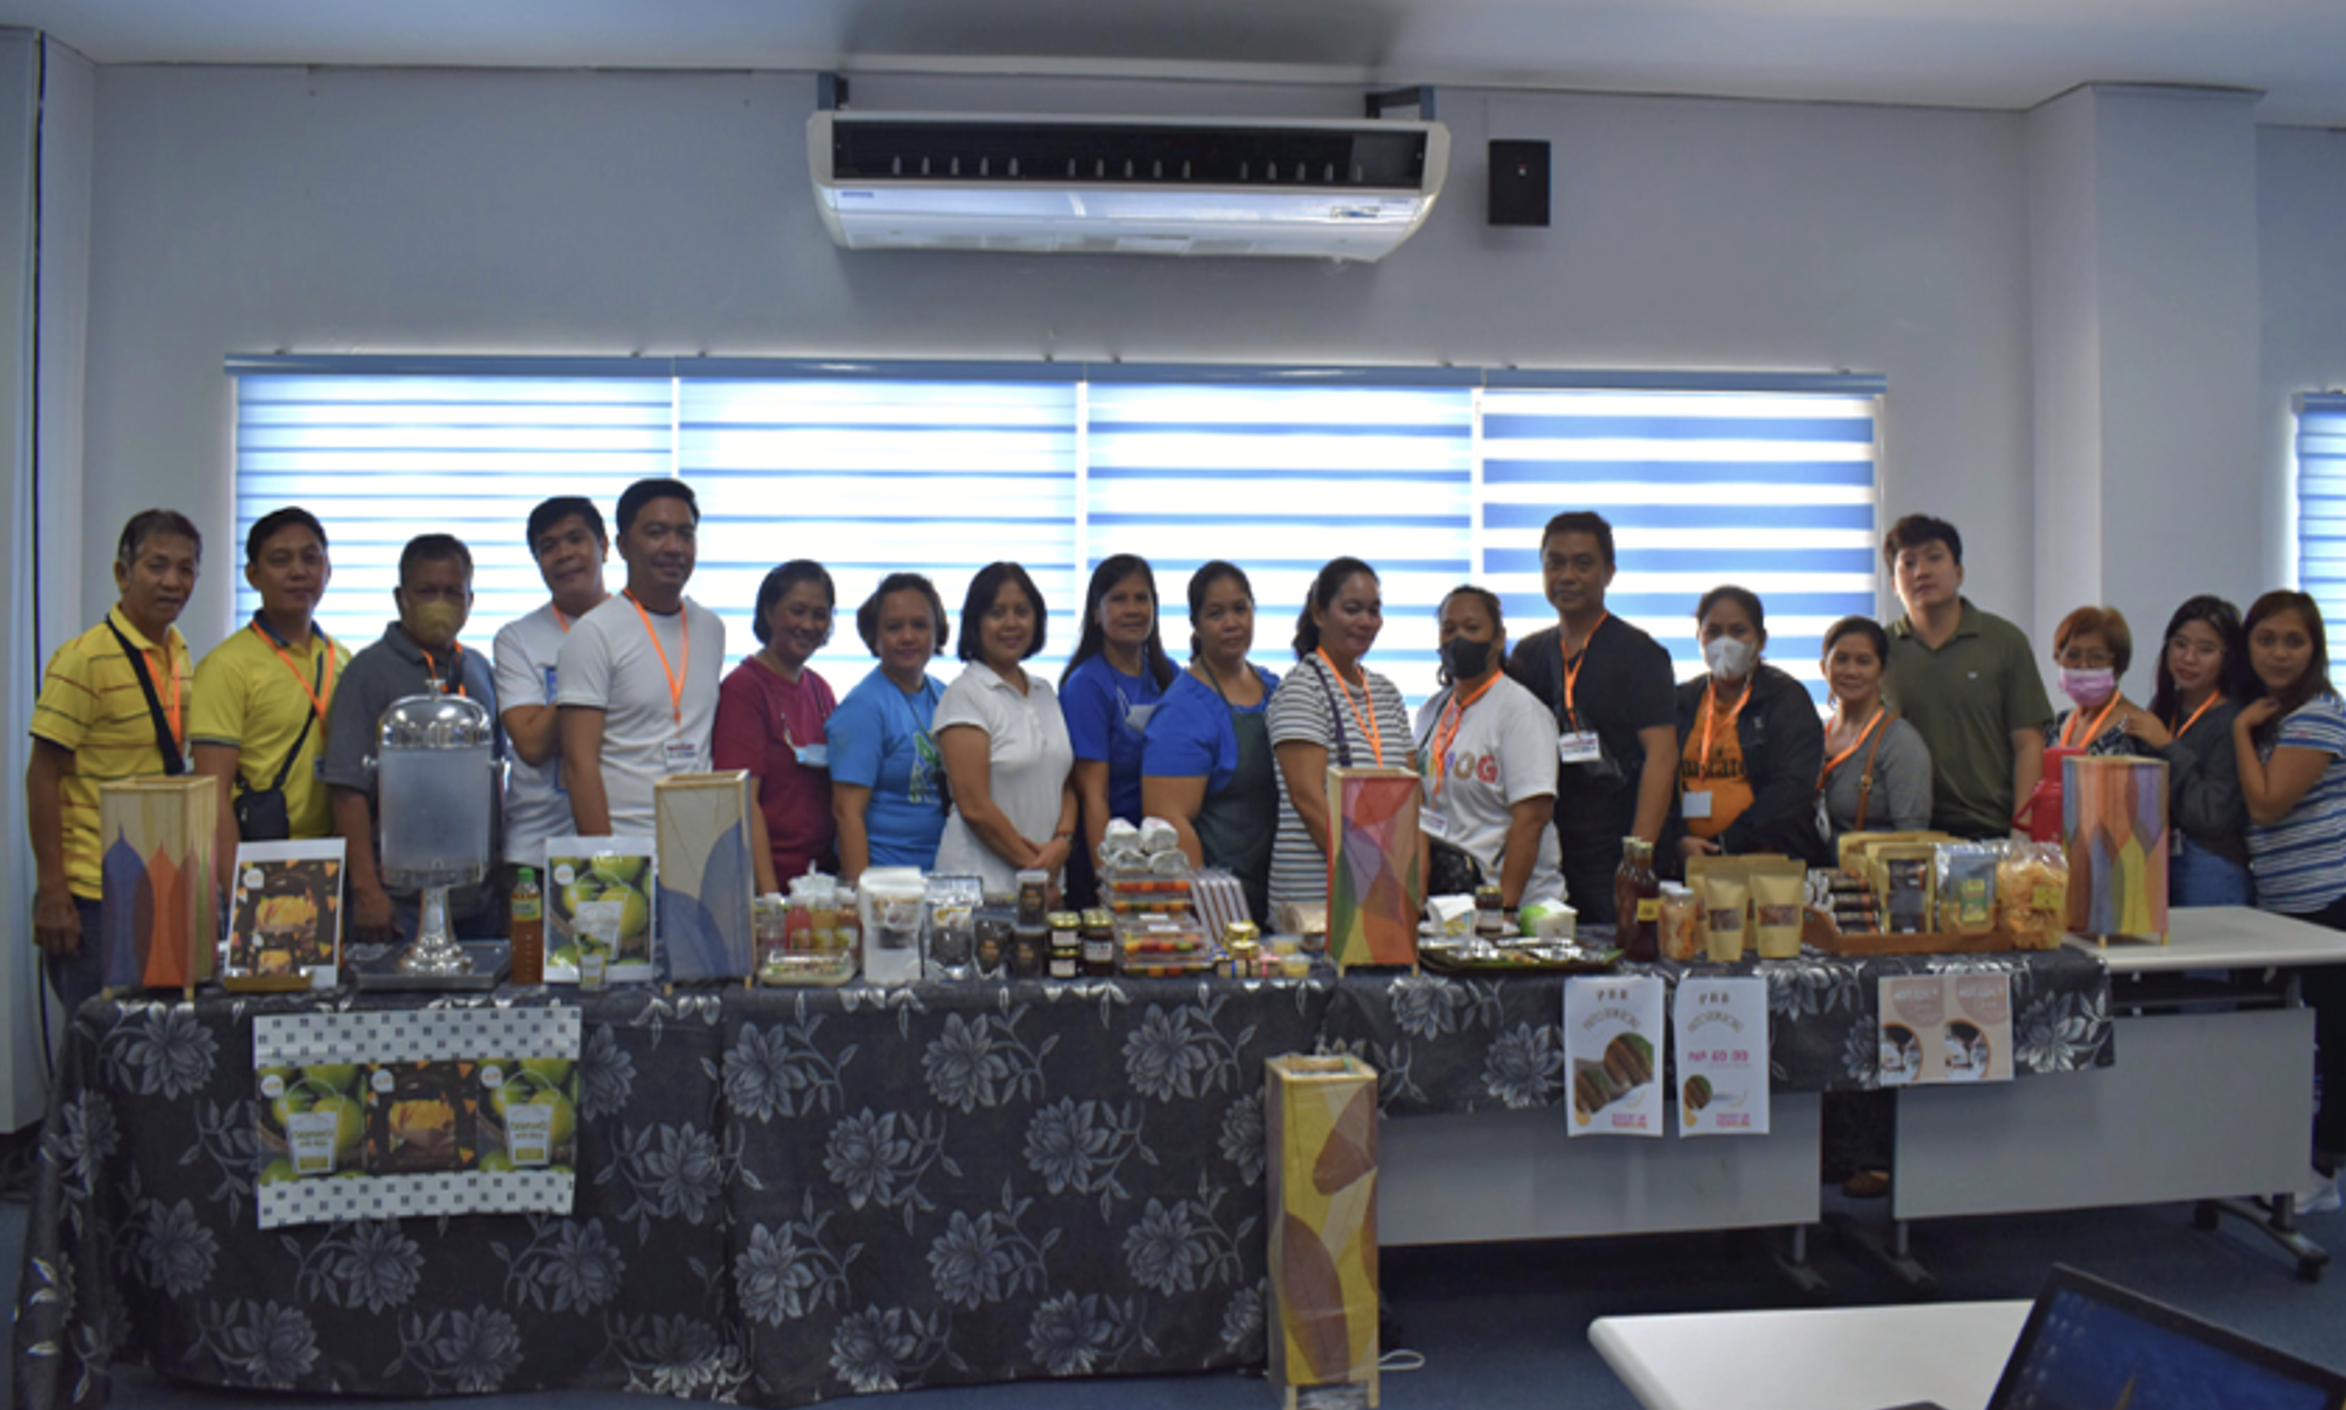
1590, 1300, 2031, 1410
1887, 907, 2346, 1282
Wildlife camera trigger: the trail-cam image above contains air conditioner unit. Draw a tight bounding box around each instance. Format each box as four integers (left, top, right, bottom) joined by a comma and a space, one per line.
807, 111, 1450, 261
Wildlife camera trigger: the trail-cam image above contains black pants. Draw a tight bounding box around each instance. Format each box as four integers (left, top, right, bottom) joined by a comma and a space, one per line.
2283, 894, 2346, 1158
1559, 830, 1624, 925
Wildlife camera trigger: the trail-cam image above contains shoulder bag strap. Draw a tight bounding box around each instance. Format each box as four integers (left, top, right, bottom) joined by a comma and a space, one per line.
1307, 656, 1352, 768
1852, 714, 1891, 833
265, 650, 327, 792
104, 619, 186, 776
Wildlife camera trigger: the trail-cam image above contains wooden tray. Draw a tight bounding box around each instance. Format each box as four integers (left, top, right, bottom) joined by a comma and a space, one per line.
1419, 942, 1622, 976
1801, 909, 2011, 957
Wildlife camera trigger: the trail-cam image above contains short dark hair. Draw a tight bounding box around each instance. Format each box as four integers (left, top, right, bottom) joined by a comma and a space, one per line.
117, 509, 202, 569
398, 533, 473, 585
1185, 560, 1254, 658
1883, 514, 1962, 569
2054, 605, 2133, 675
616, 479, 699, 537
856, 573, 949, 657
245, 507, 326, 564
753, 560, 837, 645
1540, 511, 1616, 569
1697, 584, 1767, 639
1293, 557, 1379, 659
1822, 615, 1890, 662
958, 562, 1049, 663
527, 496, 607, 551
2150, 595, 2251, 723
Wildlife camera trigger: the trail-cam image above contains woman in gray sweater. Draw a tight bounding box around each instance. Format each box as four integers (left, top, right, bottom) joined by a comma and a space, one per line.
1817, 616, 1933, 841
2122, 595, 2254, 906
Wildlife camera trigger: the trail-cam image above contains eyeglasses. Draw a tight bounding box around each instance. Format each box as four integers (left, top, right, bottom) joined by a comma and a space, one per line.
2057, 650, 2115, 669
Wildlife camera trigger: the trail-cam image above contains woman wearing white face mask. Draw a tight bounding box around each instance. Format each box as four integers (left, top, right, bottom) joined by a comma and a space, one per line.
2045, 607, 2155, 758
1667, 585, 1827, 867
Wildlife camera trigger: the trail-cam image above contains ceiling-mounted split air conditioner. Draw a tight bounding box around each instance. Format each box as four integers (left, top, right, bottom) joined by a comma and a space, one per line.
807, 111, 1451, 261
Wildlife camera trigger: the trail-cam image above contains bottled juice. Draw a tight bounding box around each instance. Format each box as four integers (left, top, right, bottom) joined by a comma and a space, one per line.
509, 867, 545, 985
1613, 837, 1661, 963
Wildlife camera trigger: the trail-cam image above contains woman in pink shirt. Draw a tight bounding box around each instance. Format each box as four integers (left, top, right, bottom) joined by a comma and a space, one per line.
714, 561, 839, 890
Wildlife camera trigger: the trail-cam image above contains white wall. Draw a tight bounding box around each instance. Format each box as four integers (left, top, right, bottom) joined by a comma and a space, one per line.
2259, 126, 2346, 592
80, 66, 2037, 650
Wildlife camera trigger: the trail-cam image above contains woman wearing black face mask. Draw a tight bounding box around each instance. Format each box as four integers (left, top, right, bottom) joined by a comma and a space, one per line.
1415, 586, 1565, 910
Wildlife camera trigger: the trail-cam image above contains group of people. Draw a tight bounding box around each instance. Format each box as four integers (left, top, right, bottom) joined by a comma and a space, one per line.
26, 490, 2346, 1182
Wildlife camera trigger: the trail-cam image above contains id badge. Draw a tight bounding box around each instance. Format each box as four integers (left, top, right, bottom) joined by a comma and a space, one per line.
794, 743, 831, 771
1682, 790, 1714, 821
1559, 732, 1602, 765
1125, 702, 1159, 733
1421, 809, 1451, 840
663, 738, 700, 774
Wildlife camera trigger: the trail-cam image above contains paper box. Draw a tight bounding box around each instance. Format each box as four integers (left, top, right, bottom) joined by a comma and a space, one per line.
655, 771, 757, 982
2061, 755, 2169, 942
226, 839, 346, 991
99, 775, 219, 991
1266, 1055, 1379, 1409
1325, 767, 1423, 970
544, 836, 657, 985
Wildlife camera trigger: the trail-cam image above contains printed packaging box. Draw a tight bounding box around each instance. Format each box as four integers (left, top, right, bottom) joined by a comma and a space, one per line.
544, 836, 658, 985
655, 771, 756, 982
98, 775, 219, 992
1266, 1054, 1380, 1408
225, 839, 346, 990
1325, 767, 1423, 970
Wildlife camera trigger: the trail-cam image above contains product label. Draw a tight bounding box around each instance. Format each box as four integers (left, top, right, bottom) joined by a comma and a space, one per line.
1636, 898, 1661, 923
285, 1110, 341, 1176
1674, 977, 1770, 1137
503, 1101, 555, 1166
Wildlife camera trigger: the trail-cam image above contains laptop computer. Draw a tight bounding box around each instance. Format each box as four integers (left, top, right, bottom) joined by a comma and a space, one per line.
1883, 1263, 2346, 1410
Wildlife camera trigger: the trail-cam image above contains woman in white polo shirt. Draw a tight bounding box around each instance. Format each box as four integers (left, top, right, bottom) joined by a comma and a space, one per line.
1414, 585, 1564, 911
933, 562, 1080, 897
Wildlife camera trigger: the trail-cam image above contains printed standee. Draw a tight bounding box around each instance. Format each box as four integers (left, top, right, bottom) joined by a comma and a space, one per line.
223, 839, 347, 992
1673, 977, 1770, 1136
543, 835, 658, 985
98, 775, 219, 995
1326, 766, 1424, 971
1565, 975, 1665, 1136
654, 771, 756, 986
1878, 973, 2014, 1086
1266, 1054, 1381, 1409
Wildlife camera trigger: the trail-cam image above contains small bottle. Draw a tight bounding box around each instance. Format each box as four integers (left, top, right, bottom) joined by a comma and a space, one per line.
1080, 909, 1116, 978
1613, 836, 1662, 963
1009, 924, 1047, 979
1474, 881, 1507, 938
509, 867, 545, 986
974, 913, 1010, 978
1225, 920, 1262, 978
1015, 870, 1051, 927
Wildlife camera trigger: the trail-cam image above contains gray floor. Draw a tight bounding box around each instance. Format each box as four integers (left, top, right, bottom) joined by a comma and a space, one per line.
5, 1181, 2341, 1410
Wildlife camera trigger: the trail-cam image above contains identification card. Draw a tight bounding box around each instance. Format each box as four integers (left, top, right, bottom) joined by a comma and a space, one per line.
1421, 809, 1451, 840
1124, 703, 1159, 733
1559, 732, 1602, 765
794, 743, 831, 771
663, 738, 699, 774
1682, 790, 1714, 821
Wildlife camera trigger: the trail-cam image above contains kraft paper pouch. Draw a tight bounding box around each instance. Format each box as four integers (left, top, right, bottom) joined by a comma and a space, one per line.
1699, 871, 1749, 963
1747, 862, 1807, 959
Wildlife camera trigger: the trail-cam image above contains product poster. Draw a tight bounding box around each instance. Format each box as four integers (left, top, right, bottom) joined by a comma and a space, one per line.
1673, 977, 1770, 1136
225, 838, 346, 989
1565, 975, 1665, 1136
1877, 975, 1944, 1086
253, 1006, 581, 1229
543, 836, 658, 985
1877, 973, 2015, 1086
1943, 972, 2014, 1083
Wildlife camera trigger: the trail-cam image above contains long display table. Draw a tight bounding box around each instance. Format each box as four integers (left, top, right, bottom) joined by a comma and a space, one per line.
14, 944, 2116, 1409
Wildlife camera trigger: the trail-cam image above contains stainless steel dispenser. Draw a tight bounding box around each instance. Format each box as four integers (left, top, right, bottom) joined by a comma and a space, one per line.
376, 682, 495, 976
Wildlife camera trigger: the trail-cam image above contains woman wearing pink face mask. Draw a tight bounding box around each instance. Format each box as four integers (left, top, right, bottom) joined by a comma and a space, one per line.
2044, 607, 2155, 758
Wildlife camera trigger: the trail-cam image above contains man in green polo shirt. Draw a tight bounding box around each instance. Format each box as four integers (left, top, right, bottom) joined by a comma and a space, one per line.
1882, 514, 2053, 839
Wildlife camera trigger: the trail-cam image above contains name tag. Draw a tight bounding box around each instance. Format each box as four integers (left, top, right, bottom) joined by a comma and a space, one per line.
794, 743, 831, 771
1125, 702, 1159, 733
1683, 790, 1714, 821
663, 738, 700, 774
1559, 732, 1602, 765
1421, 809, 1451, 840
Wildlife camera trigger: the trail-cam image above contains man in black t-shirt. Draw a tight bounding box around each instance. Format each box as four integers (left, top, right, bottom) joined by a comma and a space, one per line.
1505, 511, 1679, 923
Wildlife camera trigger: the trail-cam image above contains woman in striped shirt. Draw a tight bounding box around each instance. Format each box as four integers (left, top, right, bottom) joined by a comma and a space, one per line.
2234, 589, 2346, 1189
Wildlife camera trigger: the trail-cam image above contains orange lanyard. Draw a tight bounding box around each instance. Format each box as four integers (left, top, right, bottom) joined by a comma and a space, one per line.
552, 605, 571, 633
1424, 673, 1501, 797
1818, 708, 1885, 789
627, 590, 689, 728
2169, 692, 2224, 741
2061, 695, 2120, 749
417, 642, 467, 698
1315, 648, 1386, 766
251, 621, 334, 721
1692, 678, 1753, 781
1560, 611, 1609, 725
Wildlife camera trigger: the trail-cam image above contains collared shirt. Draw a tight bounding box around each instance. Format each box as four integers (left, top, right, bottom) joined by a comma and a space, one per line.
31, 606, 195, 899
190, 617, 351, 841
1885, 598, 2054, 839
931, 661, 1077, 896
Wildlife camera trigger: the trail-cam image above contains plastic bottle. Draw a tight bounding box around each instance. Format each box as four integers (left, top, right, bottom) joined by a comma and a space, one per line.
509, 867, 545, 985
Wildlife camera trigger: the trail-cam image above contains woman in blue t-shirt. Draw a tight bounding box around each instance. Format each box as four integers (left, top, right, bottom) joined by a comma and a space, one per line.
825, 573, 951, 882
2233, 589, 2346, 1189
1141, 562, 1282, 923
1060, 555, 1178, 900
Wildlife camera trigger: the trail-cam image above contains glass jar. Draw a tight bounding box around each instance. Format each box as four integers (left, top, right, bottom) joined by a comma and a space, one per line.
1613, 836, 1661, 963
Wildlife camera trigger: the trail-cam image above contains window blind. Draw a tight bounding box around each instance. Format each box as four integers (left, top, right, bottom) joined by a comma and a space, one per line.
1478, 384, 1883, 706
1083, 380, 1475, 705
232, 371, 675, 654
2296, 393, 2346, 642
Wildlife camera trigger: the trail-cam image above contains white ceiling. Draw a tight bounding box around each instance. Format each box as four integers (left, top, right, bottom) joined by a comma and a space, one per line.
10, 0, 2346, 126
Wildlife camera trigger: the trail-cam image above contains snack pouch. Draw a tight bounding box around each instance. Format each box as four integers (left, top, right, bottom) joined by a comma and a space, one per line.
1747, 862, 1807, 959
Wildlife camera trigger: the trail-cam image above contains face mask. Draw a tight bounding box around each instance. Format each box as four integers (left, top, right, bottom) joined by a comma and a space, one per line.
2060, 667, 2116, 708
1703, 636, 1757, 681
410, 601, 464, 647
1441, 637, 1495, 681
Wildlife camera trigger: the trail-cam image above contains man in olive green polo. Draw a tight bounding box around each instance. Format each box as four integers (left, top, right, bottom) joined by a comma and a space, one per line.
1882, 514, 2054, 840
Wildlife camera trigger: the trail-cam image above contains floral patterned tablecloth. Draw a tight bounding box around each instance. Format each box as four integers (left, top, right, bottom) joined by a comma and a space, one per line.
15, 946, 2111, 1408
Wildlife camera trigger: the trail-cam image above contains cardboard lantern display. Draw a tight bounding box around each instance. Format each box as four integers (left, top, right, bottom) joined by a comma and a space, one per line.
99, 775, 219, 993
1325, 766, 1423, 970
1266, 1054, 1380, 1409
2061, 754, 2169, 943
655, 770, 757, 983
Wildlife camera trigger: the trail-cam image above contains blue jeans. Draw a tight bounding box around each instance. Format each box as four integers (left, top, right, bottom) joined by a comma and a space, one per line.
2171, 836, 2253, 908
43, 896, 108, 1022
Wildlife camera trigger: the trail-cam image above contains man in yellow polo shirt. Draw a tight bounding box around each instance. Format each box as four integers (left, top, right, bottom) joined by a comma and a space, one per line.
191, 507, 351, 887
27, 509, 203, 1014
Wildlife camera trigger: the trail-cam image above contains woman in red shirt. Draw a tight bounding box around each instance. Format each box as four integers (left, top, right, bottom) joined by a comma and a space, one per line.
714, 561, 840, 891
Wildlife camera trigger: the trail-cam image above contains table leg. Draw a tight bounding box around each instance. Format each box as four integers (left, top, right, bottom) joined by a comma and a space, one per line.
1823, 1211, 1938, 1295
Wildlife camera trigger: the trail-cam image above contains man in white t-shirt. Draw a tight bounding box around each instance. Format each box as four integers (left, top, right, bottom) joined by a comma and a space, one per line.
556, 480, 726, 838
495, 496, 611, 871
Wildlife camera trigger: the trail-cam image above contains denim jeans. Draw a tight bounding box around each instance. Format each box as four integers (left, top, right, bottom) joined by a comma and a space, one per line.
43, 896, 108, 1022
2171, 835, 2253, 908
